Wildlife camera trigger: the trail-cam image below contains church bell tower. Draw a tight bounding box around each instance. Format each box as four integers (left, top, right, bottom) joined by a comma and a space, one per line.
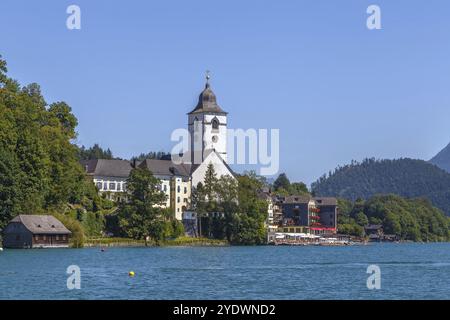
188, 72, 228, 164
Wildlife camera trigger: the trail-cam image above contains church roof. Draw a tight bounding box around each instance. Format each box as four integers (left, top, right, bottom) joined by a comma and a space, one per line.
190, 150, 236, 178
188, 81, 227, 115
138, 159, 191, 177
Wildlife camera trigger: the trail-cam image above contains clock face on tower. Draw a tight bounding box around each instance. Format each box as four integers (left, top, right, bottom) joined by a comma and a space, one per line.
212, 135, 219, 143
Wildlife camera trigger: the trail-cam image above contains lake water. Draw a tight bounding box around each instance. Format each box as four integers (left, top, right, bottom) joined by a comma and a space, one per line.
1, 243, 450, 300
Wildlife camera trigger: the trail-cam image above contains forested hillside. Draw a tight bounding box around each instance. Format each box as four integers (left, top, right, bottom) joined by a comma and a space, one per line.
338, 195, 450, 241
311, 158, 450, 216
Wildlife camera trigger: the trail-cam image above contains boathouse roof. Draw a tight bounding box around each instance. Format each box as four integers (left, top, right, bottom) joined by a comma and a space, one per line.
11, 215, 71, 235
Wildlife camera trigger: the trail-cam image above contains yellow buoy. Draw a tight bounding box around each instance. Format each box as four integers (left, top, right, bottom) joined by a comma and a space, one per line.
129, 271, 135, 277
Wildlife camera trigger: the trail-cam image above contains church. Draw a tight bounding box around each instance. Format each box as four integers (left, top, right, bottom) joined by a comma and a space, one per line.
81, 75, 235, 220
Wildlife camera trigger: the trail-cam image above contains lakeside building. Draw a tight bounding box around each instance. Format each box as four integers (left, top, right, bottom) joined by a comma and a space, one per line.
2, 215, 71, 249
81, 76, 235, 222
280, 195, 338, 235
264, 194, 338, 243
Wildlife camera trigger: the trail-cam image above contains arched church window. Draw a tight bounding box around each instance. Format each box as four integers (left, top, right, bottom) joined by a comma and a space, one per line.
212, 118, 219, 130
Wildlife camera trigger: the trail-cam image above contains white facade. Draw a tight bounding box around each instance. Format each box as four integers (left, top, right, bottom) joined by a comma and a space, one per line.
188, 113, 228, 164
93, 176, 127, 193
191, 151, 234, 187
93, 176, 128, 201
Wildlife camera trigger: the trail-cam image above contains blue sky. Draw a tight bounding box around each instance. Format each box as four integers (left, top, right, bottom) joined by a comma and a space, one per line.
1, 0, 450, 184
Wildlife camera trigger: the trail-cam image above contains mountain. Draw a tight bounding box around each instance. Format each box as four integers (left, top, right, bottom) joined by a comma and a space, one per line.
311, 158, 450, 216
430, 142, 450, 173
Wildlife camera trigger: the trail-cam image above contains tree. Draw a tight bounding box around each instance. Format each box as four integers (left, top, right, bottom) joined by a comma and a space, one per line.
131, 151, 169, 162
77, 143, 114, 160
204, 163, 219, 201
191, 182, 207, 237
272, 173, 310, 197
216, 175, 239, 240
290, 182, 309, 195
273, 173, 290, 191
229, 173, 268, 245
48, 102, 78, 139
355, 212, 369, 226
117, 167, 168, 242
0, 54, 7, 85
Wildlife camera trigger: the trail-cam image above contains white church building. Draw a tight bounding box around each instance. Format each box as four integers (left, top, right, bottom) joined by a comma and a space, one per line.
81, 76, 235, 220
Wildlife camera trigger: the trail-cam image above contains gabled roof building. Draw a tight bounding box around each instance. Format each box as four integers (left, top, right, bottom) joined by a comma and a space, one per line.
2, 215, 71, 249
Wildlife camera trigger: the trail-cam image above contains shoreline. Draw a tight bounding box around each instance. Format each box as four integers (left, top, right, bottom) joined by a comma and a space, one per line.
82, 238, 435, 248
84, 237, 229, 248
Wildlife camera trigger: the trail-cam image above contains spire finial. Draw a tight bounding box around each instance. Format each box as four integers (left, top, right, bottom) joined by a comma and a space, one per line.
205, 70, 211, 87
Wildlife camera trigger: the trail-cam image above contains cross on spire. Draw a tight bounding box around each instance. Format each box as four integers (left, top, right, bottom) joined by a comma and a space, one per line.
205, 70, 211, 85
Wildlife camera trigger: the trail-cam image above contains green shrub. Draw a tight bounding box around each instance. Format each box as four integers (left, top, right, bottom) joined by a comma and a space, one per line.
51, 213, 85, 248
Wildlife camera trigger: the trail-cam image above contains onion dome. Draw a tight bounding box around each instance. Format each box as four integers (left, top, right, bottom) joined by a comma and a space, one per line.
188, 73, 227, 115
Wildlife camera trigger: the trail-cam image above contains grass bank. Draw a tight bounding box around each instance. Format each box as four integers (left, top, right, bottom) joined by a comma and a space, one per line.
85, 236, 228, 247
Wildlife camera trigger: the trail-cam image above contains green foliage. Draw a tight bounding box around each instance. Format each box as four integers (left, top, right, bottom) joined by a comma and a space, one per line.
163, 236, 227, 246
337, 194, 450, 241
0, 54, 7, 85
191, 168, 267, 245
76, 210, 106, 237
311, 158, 450, 216
338, 223, 364, 237
131, 151, 169, 162
0, 55, 104, 232
273, 173, 309, 196
355, 212, 369, 226
77, 143, 114, 160
231, 173, 267, 245
273, 173, 290, 191
191, 164, 237, 238
115, 167, 181, 243
290, 182, 309, 195
51, 212, 85, 248
171, 220, 185, 238
84, 236, 227, 247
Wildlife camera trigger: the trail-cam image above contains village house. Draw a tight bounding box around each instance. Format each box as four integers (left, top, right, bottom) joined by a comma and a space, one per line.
2, 215, 71, 249
280, 196, 338, 235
